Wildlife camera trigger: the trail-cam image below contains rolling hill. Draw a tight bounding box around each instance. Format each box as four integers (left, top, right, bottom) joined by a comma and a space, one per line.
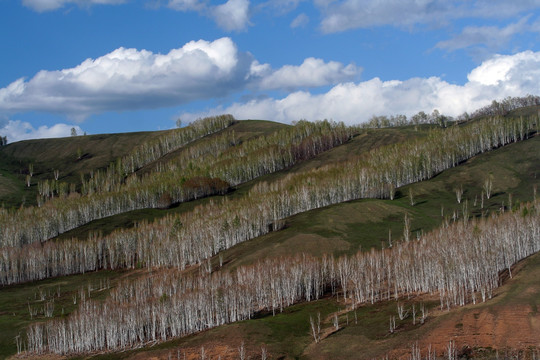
0, 106, 539, 360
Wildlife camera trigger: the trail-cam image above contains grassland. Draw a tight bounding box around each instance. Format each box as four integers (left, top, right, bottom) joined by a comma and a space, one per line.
0, 131, 165, 207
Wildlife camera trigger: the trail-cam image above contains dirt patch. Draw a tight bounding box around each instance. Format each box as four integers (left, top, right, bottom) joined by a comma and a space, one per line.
413, 305, 540, 355
8, 354, 66, 360
128, 344, 246, 360
385, 254, 540, 359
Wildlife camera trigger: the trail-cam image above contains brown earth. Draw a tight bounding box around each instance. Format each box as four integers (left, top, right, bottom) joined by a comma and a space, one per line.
386, 254, 540, 359
411, 304, 540, 356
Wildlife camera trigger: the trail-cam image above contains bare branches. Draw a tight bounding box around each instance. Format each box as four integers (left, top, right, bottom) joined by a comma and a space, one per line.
403, 214, 411, 242
389, 316, 396, 334
333, 313, 339, 331
454, 185, 463, 204
409, 188, 415, 206
397, 302, 409, 320
310, 312, 321, 343
483, 176, 493, 200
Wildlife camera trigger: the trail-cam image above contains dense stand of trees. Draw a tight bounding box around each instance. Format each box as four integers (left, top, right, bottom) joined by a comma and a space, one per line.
0, 119, 350, 248
0, 114, 536, 285
25, 202, 539, 354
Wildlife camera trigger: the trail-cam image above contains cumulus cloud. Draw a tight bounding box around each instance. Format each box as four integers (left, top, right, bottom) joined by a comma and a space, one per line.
167, 0, 251, 31
290, 13, 309, 28
316, 0, 540, 33
0, 38, 251, 119
180, 50, 540, 124
257, 57, 359, 90
436, 16, 538, 52
22, 0, 125, 12
0, 119, 84, 142
0, 37, 357, 119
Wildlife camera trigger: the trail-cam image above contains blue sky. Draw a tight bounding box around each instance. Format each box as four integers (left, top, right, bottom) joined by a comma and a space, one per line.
1, 0, 540, 141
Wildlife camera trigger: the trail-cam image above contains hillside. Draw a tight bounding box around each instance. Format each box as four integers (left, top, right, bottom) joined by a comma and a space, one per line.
0, 109, 538, 360
0, 130, 174, 207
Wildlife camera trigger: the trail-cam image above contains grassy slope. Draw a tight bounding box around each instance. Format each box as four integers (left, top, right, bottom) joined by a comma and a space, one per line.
135, 120, 288, 177
304, 250, 540, 360
55, 124, 429, 242
54, 120, 288, 241
0, 269, 141, 359
216, 135, 539, 272
75, 134, 538, 360
0, 131, 165, 207
0, 119, 538, 359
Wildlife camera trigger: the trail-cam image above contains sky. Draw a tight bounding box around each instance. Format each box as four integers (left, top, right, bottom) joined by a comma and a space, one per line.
1, 0, 540, 142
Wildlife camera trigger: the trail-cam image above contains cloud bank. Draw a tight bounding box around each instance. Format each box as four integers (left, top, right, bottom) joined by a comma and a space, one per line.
315, 0, 540, 33
436, 15, 540, 53
0, 37, 357, 120
0, 119, 84, 142
256, 57, 359, 90
180, 50, 540, 124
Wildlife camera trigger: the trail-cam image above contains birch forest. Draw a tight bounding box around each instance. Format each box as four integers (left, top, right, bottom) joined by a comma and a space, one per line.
0, 113, 536, 285
0, 100, 539, 358
24, 202, 540, 354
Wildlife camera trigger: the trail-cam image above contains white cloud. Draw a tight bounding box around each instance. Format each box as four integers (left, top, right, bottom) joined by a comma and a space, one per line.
436, 16, 538, 52
22, 0, 125, 12
0, 38, 357, 119
180, 51, 540, 124
211, 0, 250, 31
0, 119, 84, 142
316, 0, 540, 33
290, 13, 309, 28
468, 51, 540, 88
0, 38, 251, 119
257, 57, 359, 90
167, 0, 251, 31
167, 0, 205, 11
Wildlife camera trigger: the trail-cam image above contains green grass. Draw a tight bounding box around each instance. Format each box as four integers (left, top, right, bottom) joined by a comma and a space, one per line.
54, 125, 433, 243
0, 131, 165, 207
213, 135, 539, 272
135, 120, 287, 176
